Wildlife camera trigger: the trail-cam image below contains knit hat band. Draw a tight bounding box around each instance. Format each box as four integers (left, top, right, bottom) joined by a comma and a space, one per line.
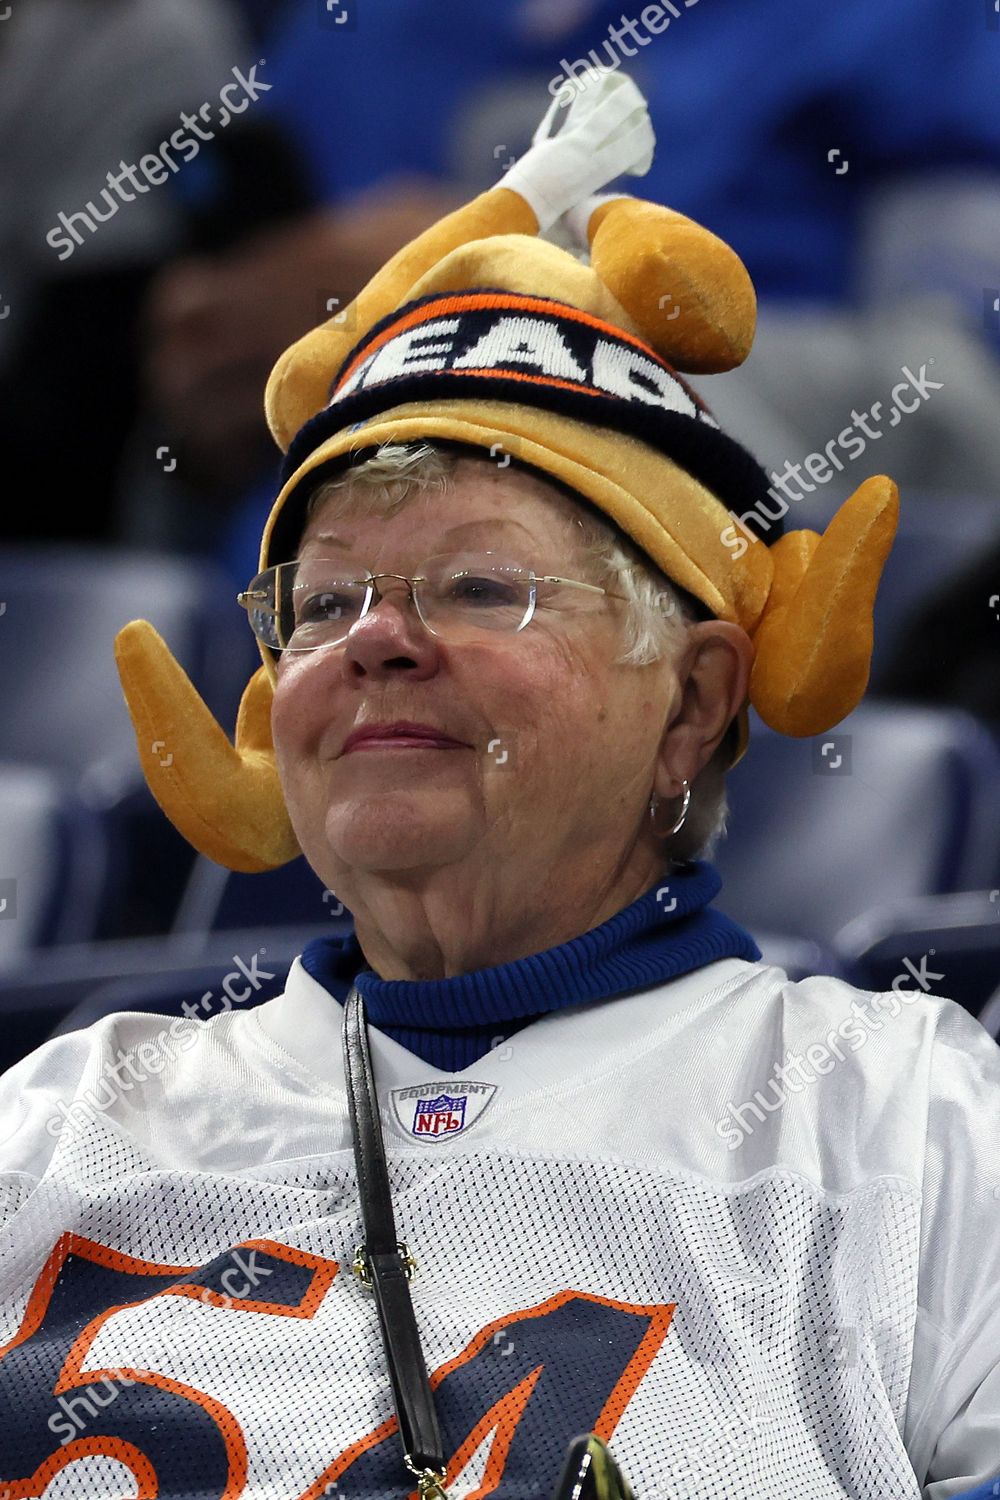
279, 289, 777, 532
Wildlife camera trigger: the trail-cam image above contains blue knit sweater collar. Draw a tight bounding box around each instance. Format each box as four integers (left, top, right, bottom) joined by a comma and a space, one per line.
300, 859, 760, 1072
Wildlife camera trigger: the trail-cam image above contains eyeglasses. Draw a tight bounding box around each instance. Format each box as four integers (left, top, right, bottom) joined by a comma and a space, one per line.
237, 550, 630, 653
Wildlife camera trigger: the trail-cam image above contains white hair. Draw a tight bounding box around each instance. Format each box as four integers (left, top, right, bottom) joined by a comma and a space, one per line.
303, 442, 733, 863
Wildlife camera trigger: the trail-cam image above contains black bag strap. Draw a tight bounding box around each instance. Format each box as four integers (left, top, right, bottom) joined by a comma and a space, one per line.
341, 983, 448, 1497
341, 983, 635, 1500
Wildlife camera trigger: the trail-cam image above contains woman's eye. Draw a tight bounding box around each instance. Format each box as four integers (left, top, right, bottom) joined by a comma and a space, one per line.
448, 576, 520, 605
298, 590, 353, 621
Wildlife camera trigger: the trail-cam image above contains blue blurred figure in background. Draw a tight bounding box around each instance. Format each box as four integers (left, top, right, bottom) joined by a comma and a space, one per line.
128, 0, 1000, 592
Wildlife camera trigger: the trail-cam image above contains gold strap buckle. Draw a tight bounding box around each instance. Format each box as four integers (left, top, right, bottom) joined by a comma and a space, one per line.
403, 1453, 448, 1500
351, 1241, 418, 1290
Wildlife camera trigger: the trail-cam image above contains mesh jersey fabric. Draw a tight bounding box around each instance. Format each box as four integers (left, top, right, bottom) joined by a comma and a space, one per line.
1, 953, 999, 1498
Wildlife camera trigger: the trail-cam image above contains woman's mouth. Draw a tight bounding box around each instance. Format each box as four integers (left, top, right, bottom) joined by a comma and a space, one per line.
345, 737, 466, 752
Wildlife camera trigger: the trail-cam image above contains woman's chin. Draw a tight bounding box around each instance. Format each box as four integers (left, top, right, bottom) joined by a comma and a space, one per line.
322, 793, 478, 869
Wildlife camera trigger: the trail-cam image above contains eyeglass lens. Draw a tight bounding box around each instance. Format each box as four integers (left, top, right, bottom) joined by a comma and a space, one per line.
255, 552, 549, 651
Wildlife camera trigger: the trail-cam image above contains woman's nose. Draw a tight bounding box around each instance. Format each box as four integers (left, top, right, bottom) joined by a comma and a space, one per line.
340, 574, 440, 675
362, 573, 423, 630
368, 573, 415, 605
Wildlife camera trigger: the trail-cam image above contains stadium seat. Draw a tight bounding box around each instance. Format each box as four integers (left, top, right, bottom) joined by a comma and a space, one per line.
0, 763, 113, 966
50, 955, 292, 1040
0, 544, 261, 938
171, 854, 340, 933
977, 984, 1000, 1042
0, 544, 256, 781
750, 931, 845, 982
864, 489, 998, 683
836, 890, 1000, 1017
0, 923, 335, 1073
714, 702, 1000, 948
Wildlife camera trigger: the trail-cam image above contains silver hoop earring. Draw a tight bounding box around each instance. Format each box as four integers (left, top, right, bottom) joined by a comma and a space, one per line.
649, 779, 690, 836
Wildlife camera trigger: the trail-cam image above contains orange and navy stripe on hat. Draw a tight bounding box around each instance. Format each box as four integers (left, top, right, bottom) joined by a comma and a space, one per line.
278, 290, 778, 539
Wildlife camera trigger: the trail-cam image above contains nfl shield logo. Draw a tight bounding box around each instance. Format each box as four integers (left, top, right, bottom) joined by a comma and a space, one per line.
390, 1081, 498, 1142
413, 1093, 466, 1137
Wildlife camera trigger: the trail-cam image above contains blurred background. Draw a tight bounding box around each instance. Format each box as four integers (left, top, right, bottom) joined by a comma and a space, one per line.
1, 0, 999, 1071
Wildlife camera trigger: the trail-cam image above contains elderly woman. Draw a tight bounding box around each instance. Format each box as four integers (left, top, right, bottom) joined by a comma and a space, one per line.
2, 71, 999, 1500
268, 438, 751, 986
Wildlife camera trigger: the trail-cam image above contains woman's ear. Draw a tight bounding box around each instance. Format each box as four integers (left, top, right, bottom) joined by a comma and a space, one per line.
654, 621, 753, 795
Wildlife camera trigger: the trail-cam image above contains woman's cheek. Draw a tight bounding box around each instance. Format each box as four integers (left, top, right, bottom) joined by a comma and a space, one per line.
271, 659, 323, 751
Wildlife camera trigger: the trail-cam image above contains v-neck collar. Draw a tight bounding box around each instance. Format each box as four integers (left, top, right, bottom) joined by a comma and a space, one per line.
255, 950, 758, 1099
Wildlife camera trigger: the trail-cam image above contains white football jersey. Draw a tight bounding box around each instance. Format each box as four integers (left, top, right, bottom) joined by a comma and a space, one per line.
1, 952, 998, 1499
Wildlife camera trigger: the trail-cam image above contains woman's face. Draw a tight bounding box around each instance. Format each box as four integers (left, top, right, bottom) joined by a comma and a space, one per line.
270, 457, 679, 899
